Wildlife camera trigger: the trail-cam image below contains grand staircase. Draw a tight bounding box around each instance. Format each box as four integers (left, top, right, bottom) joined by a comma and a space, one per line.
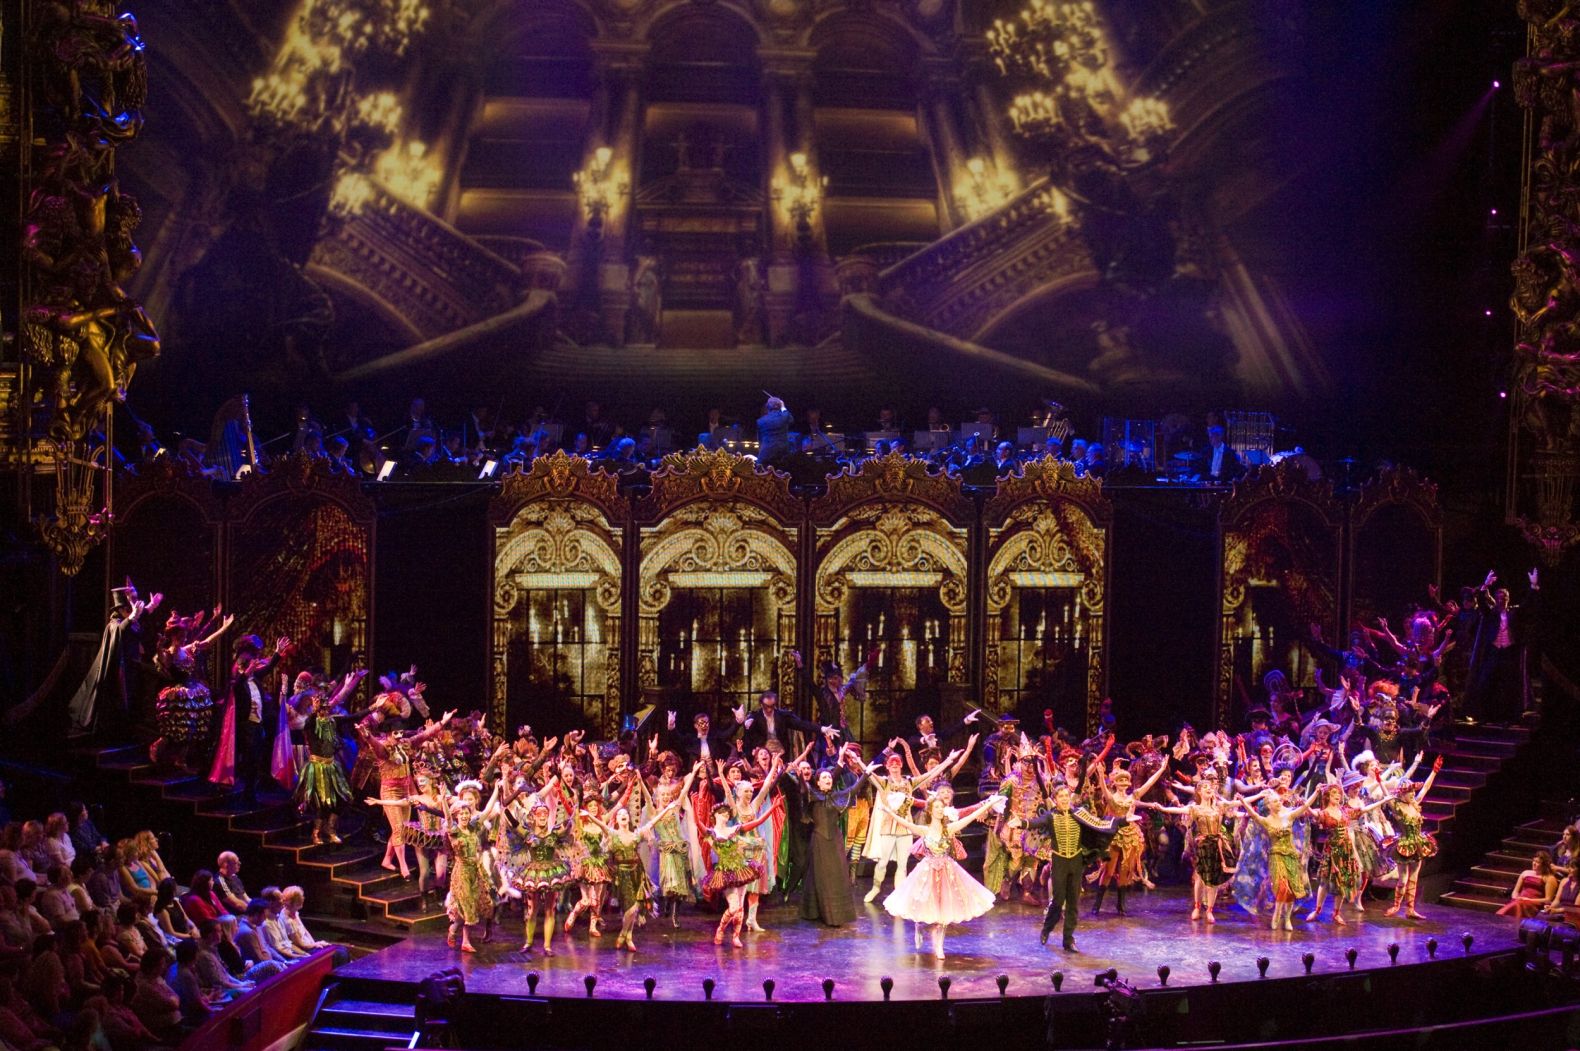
1420, 723, 1533, 845
1439, 799, 1571, 913
83, 742, 447, 934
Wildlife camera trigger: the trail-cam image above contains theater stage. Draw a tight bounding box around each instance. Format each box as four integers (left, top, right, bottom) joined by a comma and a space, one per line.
337, 887, 1518, 1004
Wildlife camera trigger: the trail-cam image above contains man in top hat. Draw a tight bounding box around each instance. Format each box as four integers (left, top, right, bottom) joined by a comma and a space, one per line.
67, 579, 162, 736
788, 646, 877, 733
222, 632, 291, 801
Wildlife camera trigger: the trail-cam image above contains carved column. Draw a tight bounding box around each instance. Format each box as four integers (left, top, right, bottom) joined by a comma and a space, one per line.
964, 50, 1021, 203
918, 67, 968, 231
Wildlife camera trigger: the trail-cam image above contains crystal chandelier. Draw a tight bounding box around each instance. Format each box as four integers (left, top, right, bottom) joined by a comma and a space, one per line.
987, 0, 1171, 170
248, 0, 434, 219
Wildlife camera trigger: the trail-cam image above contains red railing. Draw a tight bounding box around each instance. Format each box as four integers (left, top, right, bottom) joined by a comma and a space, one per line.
178, 947, 337, 1051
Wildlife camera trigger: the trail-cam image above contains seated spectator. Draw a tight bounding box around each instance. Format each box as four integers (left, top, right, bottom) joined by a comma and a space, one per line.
0, 883, 39, 959
236, 901, 292, 972
10, 881, 50, 944
113, 903, 147, 965
131, 898, 165, 957
17, 821, 50, 876
1545, 870, 1580, 924
57, 919, 104, 1002
0, 973, 58, 1050
193, 920, 252, 1002
20, 933, 68, 1021
152, 879, 196, 947
62, 1005, 109, 1051
116, 840, 157, 909
171, 940, 214, 1024
279, 886, 347, 965
130, 948, 180, 1038
215, 914, 284, 982
67, 803, 108, 864
87, 972, 162, 1051
1555, 824, 1579, 877
0, 975, 53, 1050
37, 863, 82, 926
213, 853, 249, 915
132, 833, 170, 886
180, 870, 228, 925
67, 856, 97, 917
0, 824, 40, 884
85, 849, 123, 913
91, 908, 136, 974
258, 888, 309, 961
43, 814, 75, 872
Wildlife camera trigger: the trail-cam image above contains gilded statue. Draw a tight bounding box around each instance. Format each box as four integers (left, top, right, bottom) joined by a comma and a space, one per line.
734, 255, 766, 347
627, 255, 662, 345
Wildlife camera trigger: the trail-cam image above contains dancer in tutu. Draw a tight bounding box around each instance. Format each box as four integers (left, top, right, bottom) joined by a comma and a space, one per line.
1137, 774, 1242, 924
878, 789, 1006, 959
701, 800, 781, 948
1241, 784, 1319, 931
1385, 755, 1443, 920
295, 688, 355, 844
579, 798, 683, 953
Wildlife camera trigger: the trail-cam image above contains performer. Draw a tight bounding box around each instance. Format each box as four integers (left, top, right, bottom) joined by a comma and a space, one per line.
1138, 775, 1240, 924
878, 789, 1004, 959
1091, 761, 1166, 915
995, 745, 1051, 902
862, 744, 963, 903
295, 688, 355, 845
1385, 756, 1443, 920
702, 800, 779, 948
798, 747, 863, 928
1241, 786, 1318, 931
580, 799, 682, 953
1027, 783, 1118, 951
359, 707, 452, 878
563, 793, 614, 941
209, 634, 291, 800
644, 755, 704, 927
1303, 780, 1392, 925
507, 783, 574, 956
727, 754, 783, 931
150, 608, 232, 769
434, 781, 498, 953
788, 647, 875, 735
67, 580, 162, 737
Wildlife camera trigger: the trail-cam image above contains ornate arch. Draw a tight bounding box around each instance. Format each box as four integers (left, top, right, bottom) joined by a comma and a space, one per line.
637, 449, 800, 713
488, 453, 625, 734
1347, 466, 1443, 629
1216, 461, 1344, 728
225, 455, 375, 679
981, 458, 1111, 732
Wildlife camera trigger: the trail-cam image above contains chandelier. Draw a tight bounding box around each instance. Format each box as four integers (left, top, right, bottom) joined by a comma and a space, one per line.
248, 0, 435, 220
572, 146, 630, 238
771, 152, 826, 246
987, 0, 1171, 170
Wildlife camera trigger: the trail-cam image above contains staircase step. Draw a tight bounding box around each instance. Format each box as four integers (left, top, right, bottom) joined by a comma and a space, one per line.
286, 842, 382, 872
320, 1005, 417, 1033
301, 1025, 411, 1051
328, 864, 406, 893
162, 778, 233, 803
1444, 738, 1518, 758
383, 900, 449, 927
1436, 753, 1502, 773
1438, 891, 1506, 913
1434, 769, 1488, 788
1451, 876, 1511, 896
360, 882, 424, 907
1469, 865, 1521, 884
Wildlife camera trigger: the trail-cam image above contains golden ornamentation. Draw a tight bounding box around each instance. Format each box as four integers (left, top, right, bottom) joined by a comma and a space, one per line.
1508, 1, 1580, 563
226, 450, 376, 527
490, 450, 625, 527
39, 429, 113, 577
492, 498, 624, 736
1215, 462, 1343, 728
639, 447, 803, 523
811, 451, 974, 526
983, 456, 1111, 733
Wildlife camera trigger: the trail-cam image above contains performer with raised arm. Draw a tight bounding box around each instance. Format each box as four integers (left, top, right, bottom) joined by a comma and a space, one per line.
1240, 784, 1320, 931
1091, 759, 1167, 915
150, 607, 232, 769
862, 741, 967, 903
1024, 783, 1118, 951
579, 797, 683, 952
1137, 775, 1241, 924
877, 788, 1005, 959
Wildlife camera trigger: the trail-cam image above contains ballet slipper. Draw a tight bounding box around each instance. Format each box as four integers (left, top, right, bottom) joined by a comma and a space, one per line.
1334, 912, 1347, 925
1304, 909, 1320, 923
460, 940, 476, 953
381, 858, 398, 872
1205, 909, 1216, 924
1190, 907, 1200, 921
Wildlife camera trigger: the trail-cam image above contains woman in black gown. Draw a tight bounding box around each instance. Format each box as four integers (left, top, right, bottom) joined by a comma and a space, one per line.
798, 749, 862, 927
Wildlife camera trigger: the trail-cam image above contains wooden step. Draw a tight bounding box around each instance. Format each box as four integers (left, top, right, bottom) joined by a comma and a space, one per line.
319, 1001, 417, 1034
1469, 865, 1520, 885
1438, 891, 1505, 913
1435, 753, 1502, 773
1435, 769, 1488, 789
300, 1024, 408, 1051
1450, 876, 1510, 897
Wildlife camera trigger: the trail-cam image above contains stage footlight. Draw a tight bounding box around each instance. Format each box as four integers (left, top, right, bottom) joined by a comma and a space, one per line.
1462, 932, 1474, 955
526, 973, 539, 995
823, 978, 835, 1001
1156, 965, 1169, 986
880, 976, 893, 1001
584, 975, 596, 997
1345, 948, 1358, 971
702, 978, 715, 1001
1052, 972, 1065, 992
762, 979, 774, 1001
1207, 961, 1221, 983
1426, 938, 1438, 958
1302, 952, 1315, 974
1256, 956, 1269, 978
938, 976, 951, 1000
996, 974, 1010, 997
643, 977, 656, 1000
1387, 942, 1400, 965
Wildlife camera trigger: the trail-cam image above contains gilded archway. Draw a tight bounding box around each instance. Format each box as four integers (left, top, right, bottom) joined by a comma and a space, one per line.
982, 457, 1111, 734
490, 452, 627, 735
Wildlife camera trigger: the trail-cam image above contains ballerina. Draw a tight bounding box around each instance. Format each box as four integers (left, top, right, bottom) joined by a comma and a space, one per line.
878, 788, 1005, 959
579, 798, 682, 952
726, 754, 783, 931
1240, 785, 1319, 931
1137, 774, 1241, 924
563, 791, 615, 941
359, 708, 453, 878
701, 799, 781, 948
149, 608, 232, 770
645, 752, 705, 928
1385, 755, 1443, 920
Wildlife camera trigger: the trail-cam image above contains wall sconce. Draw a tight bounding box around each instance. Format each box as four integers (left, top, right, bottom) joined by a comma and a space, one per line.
771, 151, 826, 247
328, 169, 373, 220
375, 140, 442, 210
573, 146, 628, 240
955, 156, 1017, 221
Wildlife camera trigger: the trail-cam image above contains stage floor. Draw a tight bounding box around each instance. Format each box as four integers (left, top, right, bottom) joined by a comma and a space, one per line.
338, 887, 1519, 1003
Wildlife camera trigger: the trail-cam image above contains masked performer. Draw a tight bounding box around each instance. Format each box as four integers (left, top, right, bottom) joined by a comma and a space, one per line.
150, 608, 232, 769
